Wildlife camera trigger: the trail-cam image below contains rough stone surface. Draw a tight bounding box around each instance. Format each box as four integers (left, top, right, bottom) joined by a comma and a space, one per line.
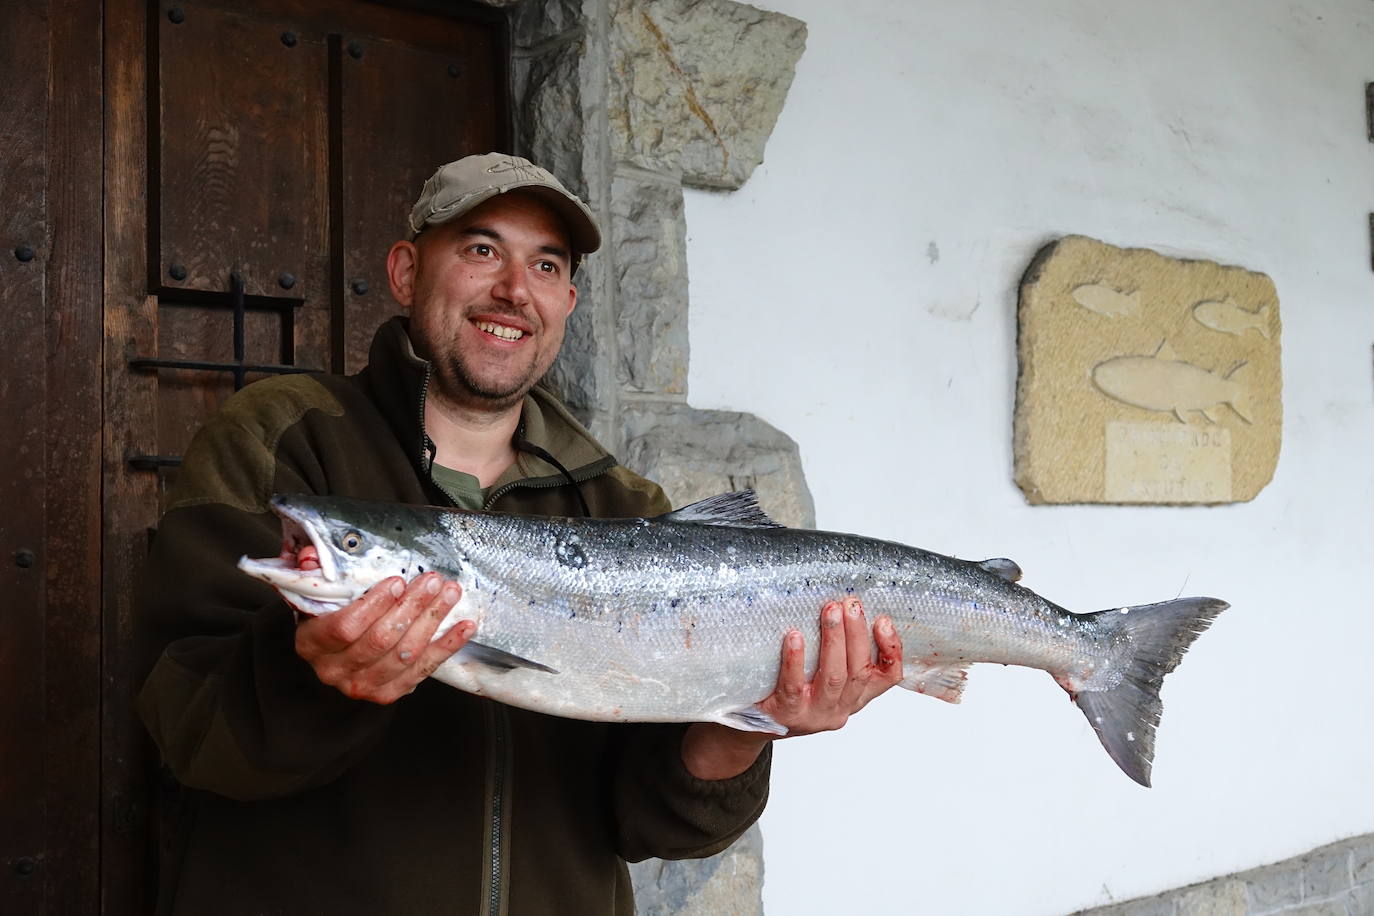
1245, 858, 1305, 911
608, 0, 805, 189
1076, 834, 1374, 916
513, 38, 591, 201
612, 174, 689, 394
1305, 849, 1352, 901
1073, 894, 1176, 916
1174, 881, 1249, 916
621, 402, 816, 529
1014, 235, 1281, 505
511, 0, 587, 45
628, 824, 763, 916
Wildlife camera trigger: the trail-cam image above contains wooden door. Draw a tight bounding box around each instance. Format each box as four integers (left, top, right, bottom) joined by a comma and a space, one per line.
96, 1, 507, 911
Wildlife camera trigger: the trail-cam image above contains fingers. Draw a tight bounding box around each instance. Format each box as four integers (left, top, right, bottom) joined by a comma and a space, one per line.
297, 573, 473, 704
815, 601, 848, 703
772, 628, 807, 716
855, 615, 905, 710
296, 577, 406, 656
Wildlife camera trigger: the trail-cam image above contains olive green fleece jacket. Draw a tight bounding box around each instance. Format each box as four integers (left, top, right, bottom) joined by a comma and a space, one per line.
136, 317, 770, 916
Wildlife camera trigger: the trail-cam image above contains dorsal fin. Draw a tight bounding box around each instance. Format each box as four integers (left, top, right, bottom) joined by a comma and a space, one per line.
658, 490, 784, 529
1153, 339, 1180, 361
979, 558, 1022, 582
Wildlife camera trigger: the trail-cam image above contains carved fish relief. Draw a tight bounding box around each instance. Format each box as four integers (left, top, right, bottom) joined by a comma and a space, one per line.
1091, 340, 1252, 425
1191, 298, 1273, 339
1071, 284, 1141, 318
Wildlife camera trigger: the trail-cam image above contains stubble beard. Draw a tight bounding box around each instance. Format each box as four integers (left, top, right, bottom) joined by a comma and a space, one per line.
436, 352, 540, 414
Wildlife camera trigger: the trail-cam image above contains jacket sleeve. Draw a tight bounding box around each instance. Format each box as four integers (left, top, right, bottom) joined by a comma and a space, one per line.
612, 724, 771, 862
136, 385, 394, 801
586, 469, 773, 861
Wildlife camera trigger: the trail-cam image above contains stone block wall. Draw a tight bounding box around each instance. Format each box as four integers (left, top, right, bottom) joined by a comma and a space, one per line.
1074, 836, 1374, 915
503, 0, 807, 912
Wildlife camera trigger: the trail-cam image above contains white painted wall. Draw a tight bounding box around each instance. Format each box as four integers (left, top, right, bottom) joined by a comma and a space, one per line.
684, 1, 1374, 912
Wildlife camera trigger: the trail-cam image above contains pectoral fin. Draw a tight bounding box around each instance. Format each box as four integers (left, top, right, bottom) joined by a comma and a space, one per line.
717, 706, 788, 735
455, 641, 559, 674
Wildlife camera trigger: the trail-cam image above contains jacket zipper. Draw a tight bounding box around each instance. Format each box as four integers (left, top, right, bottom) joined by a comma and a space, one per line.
484, 702, 511, 916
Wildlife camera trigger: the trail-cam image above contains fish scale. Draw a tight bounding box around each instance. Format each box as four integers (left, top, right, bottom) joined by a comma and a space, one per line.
238, 490, 1227, 786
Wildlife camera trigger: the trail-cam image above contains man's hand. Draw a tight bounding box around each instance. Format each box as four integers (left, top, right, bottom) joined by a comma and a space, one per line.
295, 572, 473, 705
680, 595, 904, 779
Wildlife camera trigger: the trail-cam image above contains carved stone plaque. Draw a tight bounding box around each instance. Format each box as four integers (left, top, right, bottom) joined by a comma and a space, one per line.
1014, 235, 1281, 504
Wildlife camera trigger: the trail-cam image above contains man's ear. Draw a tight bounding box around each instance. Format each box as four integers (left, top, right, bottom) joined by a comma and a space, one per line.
387, 240, 418, 308
564, 281, 577, 318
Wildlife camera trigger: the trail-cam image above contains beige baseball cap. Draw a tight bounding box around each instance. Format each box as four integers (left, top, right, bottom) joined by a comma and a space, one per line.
406, 153, 601, 257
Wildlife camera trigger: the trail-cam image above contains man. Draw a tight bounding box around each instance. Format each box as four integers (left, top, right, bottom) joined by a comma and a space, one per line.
137, 153, 903, 915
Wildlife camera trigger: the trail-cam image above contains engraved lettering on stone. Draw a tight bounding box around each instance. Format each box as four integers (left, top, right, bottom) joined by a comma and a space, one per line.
1091, 340, 1253, 424
1192, 297, 1274, 339
1071, 283, 1140, 318
1104, 421, 1232, 503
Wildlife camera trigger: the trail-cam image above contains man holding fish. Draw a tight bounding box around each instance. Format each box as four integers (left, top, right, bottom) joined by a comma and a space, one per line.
136, 153, 903, 915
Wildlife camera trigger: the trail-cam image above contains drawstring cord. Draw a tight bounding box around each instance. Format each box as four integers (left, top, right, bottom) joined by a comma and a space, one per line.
513, 425, 591, 518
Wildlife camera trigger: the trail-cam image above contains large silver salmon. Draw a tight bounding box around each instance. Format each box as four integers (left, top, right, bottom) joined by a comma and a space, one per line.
237, 491, 1226, 786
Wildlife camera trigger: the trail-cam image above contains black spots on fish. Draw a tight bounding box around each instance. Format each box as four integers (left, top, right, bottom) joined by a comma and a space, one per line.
845, 586, 855, 595
554, 538, 588, 570
670, 598, 681, 608
418, 564, 425, 574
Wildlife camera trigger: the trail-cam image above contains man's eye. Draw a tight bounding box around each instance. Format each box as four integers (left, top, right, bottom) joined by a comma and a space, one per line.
471, 244, 494, 257
537, 261, 558, 274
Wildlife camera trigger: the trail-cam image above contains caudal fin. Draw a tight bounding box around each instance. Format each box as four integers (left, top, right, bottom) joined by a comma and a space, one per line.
1073, 597, 1228, 787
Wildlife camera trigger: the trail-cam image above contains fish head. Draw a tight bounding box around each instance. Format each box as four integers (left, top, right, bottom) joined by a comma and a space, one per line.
237, 494, 464, 616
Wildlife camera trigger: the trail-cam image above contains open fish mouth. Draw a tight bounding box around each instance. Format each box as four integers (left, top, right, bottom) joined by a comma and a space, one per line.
236, 500, 356, 614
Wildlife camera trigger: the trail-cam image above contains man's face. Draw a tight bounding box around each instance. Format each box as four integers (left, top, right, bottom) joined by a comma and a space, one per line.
387, 192, 578, 412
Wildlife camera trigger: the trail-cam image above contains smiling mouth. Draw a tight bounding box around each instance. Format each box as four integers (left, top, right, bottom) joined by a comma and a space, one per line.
475, 319, 526, 341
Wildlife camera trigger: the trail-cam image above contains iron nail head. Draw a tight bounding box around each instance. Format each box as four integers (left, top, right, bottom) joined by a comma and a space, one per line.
13, 857, 36, 876
278, 272, 297, 290
167, 6, 185, 24
351, 278, 369, 295
168, 263, 188, 281
281, 31, 298, 48
347, 41, 364, 60
15, 549, 36, 569
14, 245, 35, 262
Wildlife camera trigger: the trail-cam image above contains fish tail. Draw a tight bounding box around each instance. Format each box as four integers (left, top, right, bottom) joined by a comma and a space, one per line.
1072, 597, 1227, 787
1256, 303, 1273, 339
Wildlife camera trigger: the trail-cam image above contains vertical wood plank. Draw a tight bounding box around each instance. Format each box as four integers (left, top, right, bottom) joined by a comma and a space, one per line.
103, 0, 158, 911
0, 0, 52, 906
46, 0, 106, 909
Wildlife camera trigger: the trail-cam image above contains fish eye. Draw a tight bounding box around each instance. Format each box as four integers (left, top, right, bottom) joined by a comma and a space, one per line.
340, 530, 364, 553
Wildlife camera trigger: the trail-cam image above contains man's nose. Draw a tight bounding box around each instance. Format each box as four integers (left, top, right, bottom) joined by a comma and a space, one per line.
491, 259, 531, 305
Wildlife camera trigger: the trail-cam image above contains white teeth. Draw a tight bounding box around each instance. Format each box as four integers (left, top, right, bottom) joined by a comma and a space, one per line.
475, 320, 525, 341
